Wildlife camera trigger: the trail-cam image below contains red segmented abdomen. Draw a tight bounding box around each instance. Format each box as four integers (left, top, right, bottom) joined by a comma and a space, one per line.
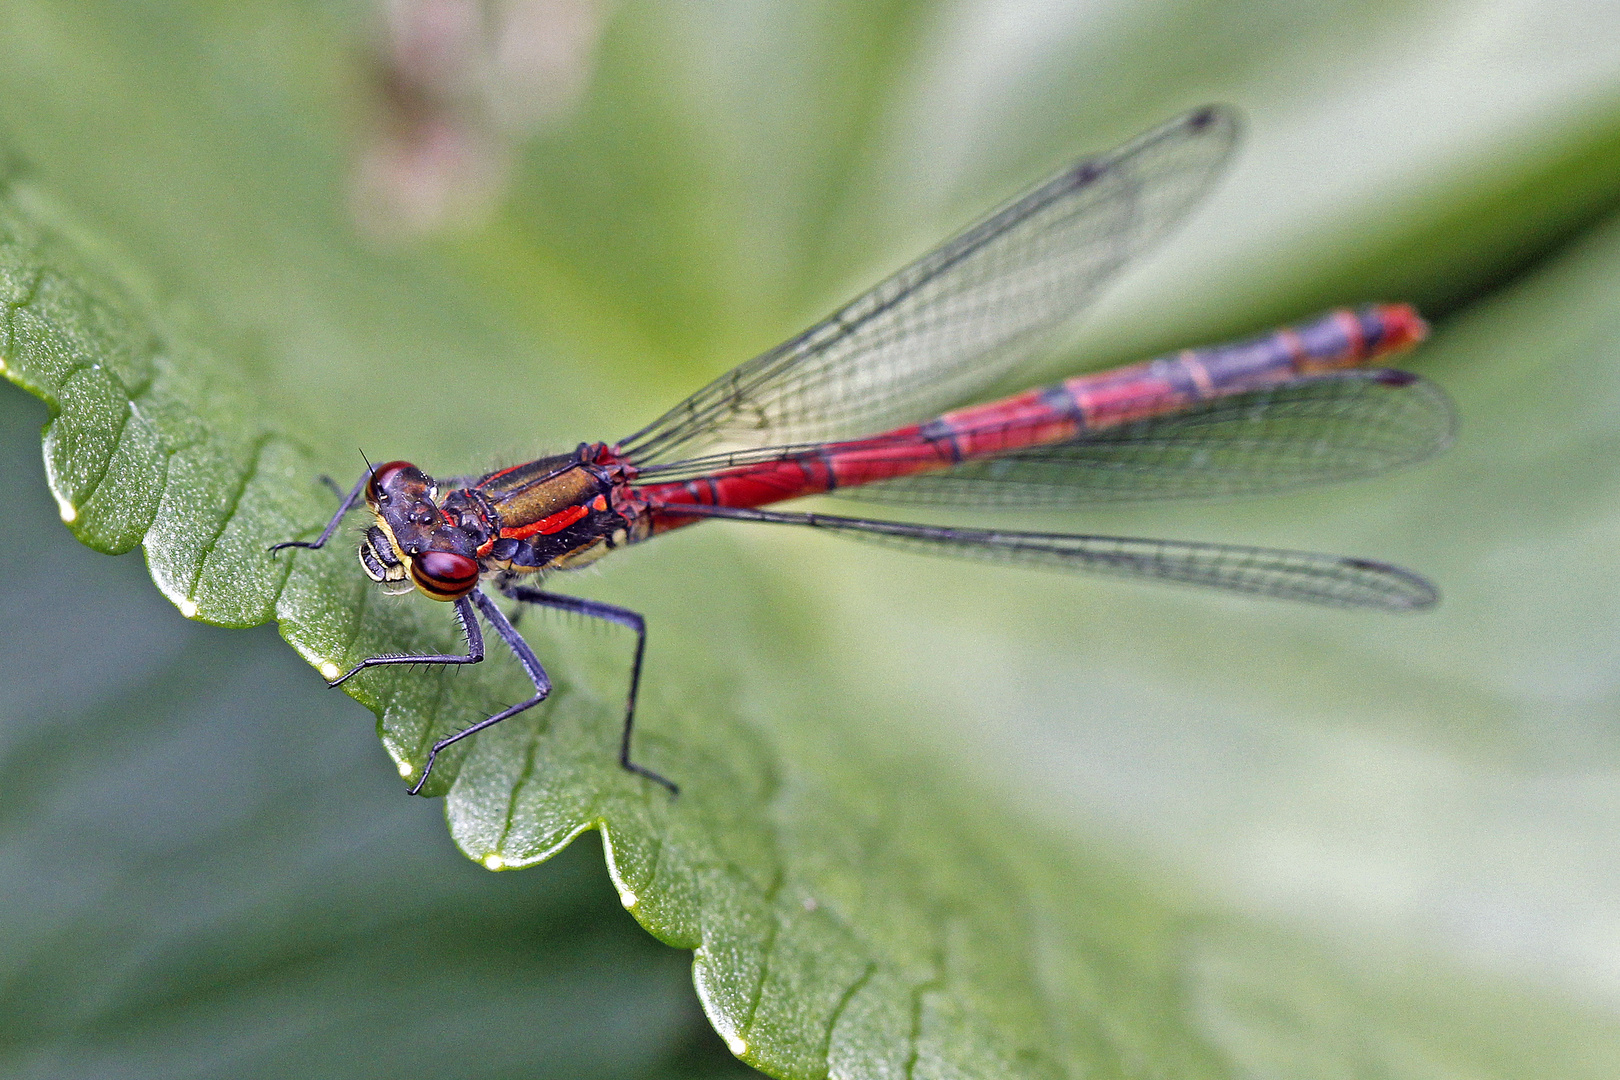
637, 304, 1426, 530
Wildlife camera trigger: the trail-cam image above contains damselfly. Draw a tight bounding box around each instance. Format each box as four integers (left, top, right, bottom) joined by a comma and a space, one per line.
275, 107, 1452, 795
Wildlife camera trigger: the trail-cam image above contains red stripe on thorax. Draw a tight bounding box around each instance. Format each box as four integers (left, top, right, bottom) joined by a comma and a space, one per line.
481, 462, 529, 485
502, 503, 589, 540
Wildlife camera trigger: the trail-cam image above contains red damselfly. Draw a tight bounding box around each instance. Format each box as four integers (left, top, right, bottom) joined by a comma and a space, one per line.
274, 107, 1452, 795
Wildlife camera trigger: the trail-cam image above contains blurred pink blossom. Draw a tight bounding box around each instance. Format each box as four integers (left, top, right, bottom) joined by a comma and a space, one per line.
351, 0, 609, 237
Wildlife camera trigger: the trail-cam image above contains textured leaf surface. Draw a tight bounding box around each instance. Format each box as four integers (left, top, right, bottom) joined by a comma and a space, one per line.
4, 2, 1620, 1078
0, 386, 750, 1079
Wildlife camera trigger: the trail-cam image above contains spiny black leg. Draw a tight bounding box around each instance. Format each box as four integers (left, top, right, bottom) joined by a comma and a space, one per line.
270, 468, 371, 554
500, 582, 678, 796
408, 589, 553, 796
328, 593, 486, 688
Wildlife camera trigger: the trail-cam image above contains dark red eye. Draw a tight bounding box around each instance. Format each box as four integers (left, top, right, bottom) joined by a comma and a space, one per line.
367, 460, 419, 505
410, 550, 479, 600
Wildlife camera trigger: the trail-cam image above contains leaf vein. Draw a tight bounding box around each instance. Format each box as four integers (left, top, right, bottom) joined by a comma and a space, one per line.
187, 431, 272, 600
739, 869, 787, 1042
339, 576, 373, 670
412, 645, 455, 768
904, 967, 944, 1080
819, 961, 876, 1080
77, 368, 136, 506
0, 262, 43, 363
498, 725, 541, 852
638, 824, 666, 913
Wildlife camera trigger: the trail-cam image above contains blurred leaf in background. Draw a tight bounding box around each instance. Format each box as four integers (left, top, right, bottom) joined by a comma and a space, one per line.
3, 1, 1620, 1078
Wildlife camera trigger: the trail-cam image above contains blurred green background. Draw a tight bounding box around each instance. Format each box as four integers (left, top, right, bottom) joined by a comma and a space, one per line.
4, 0, 1620, 1077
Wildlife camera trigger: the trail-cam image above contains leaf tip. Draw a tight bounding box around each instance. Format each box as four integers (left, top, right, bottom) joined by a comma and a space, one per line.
53, 491, 77, 524
319, 660, 342, 681
177, 598, 198, 619
481, 853, 506, 870
615, 885, 638, 909
722, 1033, 746, 1057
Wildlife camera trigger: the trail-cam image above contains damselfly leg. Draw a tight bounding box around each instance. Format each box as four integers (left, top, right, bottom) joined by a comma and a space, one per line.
498, 583, 676, 795
269, 473, 669, 793
404, 590, 552, 795
325, 593, 487, 689
269, 469, 372, 553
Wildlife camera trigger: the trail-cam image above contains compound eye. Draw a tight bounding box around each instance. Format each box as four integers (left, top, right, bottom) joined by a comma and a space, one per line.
410, 550, 480, 600
366, 460, 418, 505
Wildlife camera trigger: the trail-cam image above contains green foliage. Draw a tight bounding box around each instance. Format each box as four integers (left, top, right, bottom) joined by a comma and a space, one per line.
4, 2, 1620, 1078
0, 392, 744, 1076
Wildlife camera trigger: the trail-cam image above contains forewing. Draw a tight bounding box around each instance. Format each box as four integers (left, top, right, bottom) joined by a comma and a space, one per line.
618, 107, 1240, 465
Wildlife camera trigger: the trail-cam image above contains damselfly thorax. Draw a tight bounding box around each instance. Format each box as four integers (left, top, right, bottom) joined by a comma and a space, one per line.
357, 447, 647, 602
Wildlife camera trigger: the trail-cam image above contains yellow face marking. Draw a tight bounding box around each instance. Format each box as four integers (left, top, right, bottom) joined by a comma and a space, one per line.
361, 513, 417, 587
369, 512, 410, 566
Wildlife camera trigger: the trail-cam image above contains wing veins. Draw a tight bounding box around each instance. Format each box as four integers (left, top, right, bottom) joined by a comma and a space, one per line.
617, 107, 1239, 463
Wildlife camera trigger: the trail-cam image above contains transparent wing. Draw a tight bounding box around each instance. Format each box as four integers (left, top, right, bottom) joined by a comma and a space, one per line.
617, 107, 1240, 465
832, 370, 1455, 508
660, 505, 1436, 611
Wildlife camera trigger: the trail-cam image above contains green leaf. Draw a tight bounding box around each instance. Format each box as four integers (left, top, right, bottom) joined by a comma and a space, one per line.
5, 2, 1620, 1078
0, 386, 751, 1078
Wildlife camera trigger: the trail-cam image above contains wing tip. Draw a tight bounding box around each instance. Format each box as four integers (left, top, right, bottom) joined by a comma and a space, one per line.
1340, 556, 1441, 611
1370, 367, 1460, 459
1181, 103, 1243, 147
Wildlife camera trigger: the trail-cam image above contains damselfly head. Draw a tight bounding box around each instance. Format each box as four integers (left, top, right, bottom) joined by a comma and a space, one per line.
356, 460, 485, 601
